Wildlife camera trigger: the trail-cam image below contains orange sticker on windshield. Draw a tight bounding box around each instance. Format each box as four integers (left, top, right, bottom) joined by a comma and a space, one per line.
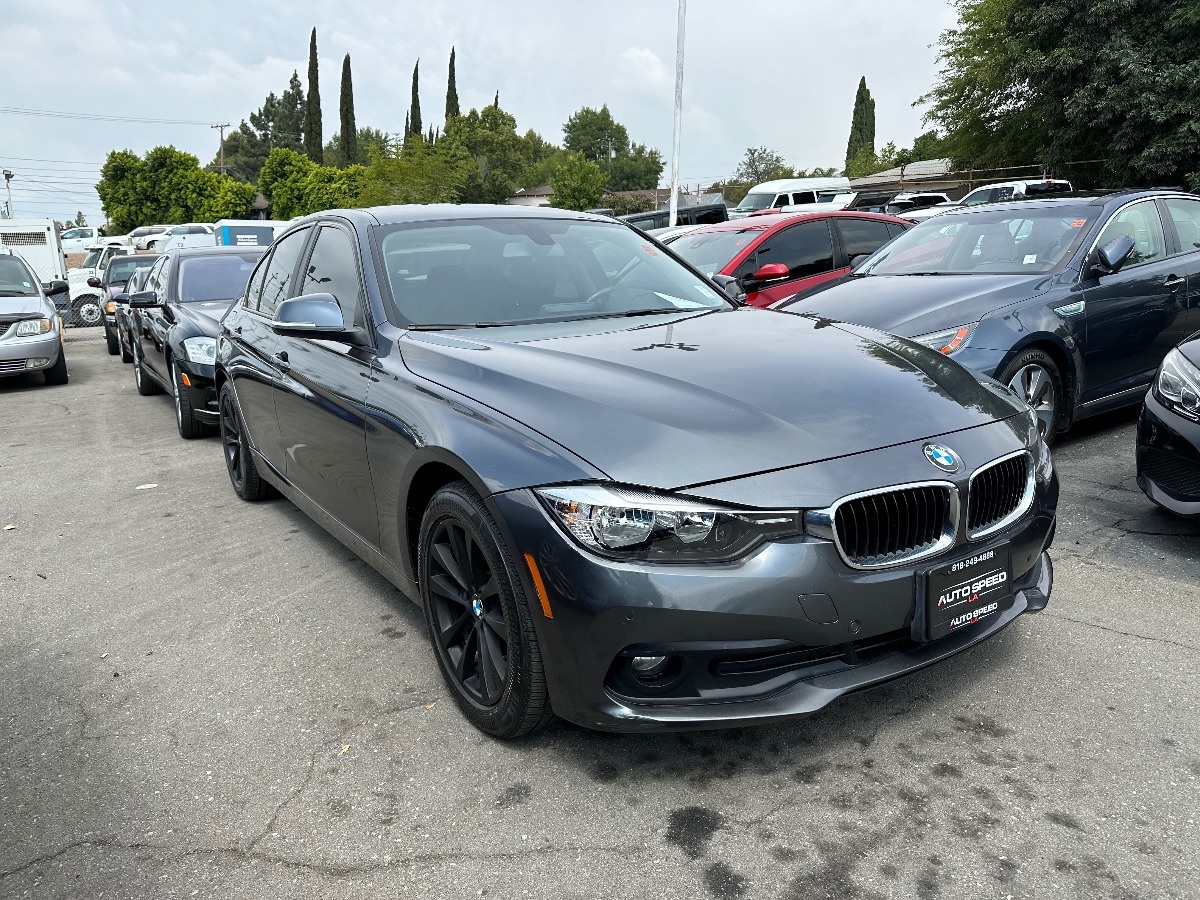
641, 244, 659, 256
1070, 218, 1086, 227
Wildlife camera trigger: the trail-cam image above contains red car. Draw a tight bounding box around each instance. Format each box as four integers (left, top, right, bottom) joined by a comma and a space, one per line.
663, 211, 912, 307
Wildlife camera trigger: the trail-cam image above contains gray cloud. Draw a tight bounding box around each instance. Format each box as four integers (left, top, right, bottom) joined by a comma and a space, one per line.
0, 0, 955, 223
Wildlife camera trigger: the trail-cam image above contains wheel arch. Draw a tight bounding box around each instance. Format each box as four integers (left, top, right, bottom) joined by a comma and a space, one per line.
992, 332, 1079, 427
401, 453, 490, 582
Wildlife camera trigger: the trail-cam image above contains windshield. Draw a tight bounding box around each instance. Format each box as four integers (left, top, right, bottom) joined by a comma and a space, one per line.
0, 257, 38, 296
667, 229, 761, 277
106, 257, 155, 283
734, 192, 777, 212
858, 205, 1098, 276
81, 249, 104, 268
176, 253, 262, 303
375, 218, 731, 328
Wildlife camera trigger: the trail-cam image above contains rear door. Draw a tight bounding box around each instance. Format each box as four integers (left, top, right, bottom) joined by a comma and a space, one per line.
735, 219, 838, 306
272, 223, 380, 545
135, 255, 172, 386
1081, 199, 1189, 403
1160, 196, 1200, 332
833, 216, 899, 268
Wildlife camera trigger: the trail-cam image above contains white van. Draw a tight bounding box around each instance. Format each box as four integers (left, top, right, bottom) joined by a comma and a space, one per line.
730, 177, 851, 219
213, 219, 290, 247
156, 223, 216, 253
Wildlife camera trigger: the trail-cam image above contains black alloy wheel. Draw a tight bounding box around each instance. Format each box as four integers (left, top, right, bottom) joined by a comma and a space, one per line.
172, 360, 207, 439
118, 323, 133, 363
218, 383, 273, 500
419, 482, 553, 738
133, 342, 161, 396
105, 322, 119, 355
998, 348, 1063, 443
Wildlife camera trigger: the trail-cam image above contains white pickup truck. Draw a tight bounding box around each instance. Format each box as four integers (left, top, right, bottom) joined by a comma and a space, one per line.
67, 243, 136, 326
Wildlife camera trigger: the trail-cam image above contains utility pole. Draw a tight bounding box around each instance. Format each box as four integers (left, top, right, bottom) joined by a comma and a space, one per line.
212, 123, 230, 173
668, 0, 686, 228
2, 169, 13, 219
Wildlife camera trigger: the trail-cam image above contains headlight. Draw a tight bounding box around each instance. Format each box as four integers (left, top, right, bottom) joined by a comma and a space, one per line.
182, 336, 217, 365
14, 318, 52, 337
1154, 349, 1200, 419
913, 323, 977, 356
536, 485, 802, 562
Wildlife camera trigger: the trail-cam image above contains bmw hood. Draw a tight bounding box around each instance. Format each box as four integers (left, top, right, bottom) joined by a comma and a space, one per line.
176, 299, 236, 336
399, 308, 1024, 490
791, 273, 1055, 337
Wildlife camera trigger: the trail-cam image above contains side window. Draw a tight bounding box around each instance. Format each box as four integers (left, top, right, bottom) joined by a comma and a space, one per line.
755, 221, 835, 279
694, 207, 725, 225
772, 195, 788, 208
258, 227, 311, 316
145, 258, 167, 296
188, 225, 208, 235
837, 218, 894, 259
962, 189, 993, 207
1096, 201, 1167, 268
302, 226, 366, 327
885, 222, 909, 239
241, 254, 269, 310
1164, 197, 1200, 255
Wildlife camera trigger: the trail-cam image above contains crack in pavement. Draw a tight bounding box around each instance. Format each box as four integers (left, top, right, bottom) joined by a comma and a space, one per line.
1041, 611, 1200, 652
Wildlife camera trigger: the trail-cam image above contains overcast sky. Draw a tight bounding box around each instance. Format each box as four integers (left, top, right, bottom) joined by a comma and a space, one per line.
0, 0, 957, 226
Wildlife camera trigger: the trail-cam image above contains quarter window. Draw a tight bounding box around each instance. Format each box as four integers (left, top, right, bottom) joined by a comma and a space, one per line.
1095, 201, 1167, 268
257, 227, 311, 316
302, 226, 366, 327
1164, 197, 1200, 255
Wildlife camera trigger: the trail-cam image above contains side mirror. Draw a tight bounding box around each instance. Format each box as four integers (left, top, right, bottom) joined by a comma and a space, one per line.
711, 274, 746, 304
128, 291, 161, 308
271, 293, 364, 344
849, 254, 871, 269
42, 280, 69, 297
114, 293, 130, 305
1093, 234, 1135, 277
87, 276, 103, 288
749, 262, 791, 283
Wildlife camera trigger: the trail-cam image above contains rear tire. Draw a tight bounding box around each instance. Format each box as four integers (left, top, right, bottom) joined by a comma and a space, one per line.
105, 323, 119, 355
998, 348, 1063, 444
419, 481, 554, 739
73, 295, 102, 327
219, 382, 273, 501
118, 324, 133, 363
42, 348, 68, 385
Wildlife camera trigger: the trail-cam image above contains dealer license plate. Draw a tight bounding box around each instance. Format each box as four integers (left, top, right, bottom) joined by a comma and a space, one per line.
925, 545, 1013, 641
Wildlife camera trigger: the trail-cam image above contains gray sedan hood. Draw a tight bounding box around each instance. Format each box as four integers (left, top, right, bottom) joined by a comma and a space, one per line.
399, 308, 1021, 490
0, 295, 49, 319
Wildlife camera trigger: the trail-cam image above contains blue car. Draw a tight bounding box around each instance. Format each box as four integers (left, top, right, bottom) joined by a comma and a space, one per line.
778, 189, 1200, 440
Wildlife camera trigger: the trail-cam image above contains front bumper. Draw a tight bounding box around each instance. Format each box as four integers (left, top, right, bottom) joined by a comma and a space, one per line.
493, 469, 1057, 732
1136, 391, 1200, 516
177, 359, 219, 424
0, 329, 62, 378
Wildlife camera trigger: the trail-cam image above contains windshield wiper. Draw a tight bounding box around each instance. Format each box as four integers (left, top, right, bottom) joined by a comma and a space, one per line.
0, 290, 35, 297
408, 309, 707, 331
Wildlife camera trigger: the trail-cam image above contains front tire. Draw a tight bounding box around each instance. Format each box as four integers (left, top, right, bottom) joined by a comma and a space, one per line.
105, 323, 119, 355
118, 323, 133, 363
419, 481, 554, 739
42, 348, 68, 385
133, 343, 161, 396
219, 382, 273, 500
998, 348, 1063, 443
172, 359, 207, 439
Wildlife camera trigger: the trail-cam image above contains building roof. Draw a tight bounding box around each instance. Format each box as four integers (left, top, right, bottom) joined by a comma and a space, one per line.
849, 158, 955, 189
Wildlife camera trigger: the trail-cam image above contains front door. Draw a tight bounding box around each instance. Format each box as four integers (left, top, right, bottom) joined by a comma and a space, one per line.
272, 223, 380, 546
1081, 199, 1190, 403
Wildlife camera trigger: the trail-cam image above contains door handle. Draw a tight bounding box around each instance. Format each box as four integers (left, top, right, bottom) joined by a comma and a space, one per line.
1164, 274, 1185, 288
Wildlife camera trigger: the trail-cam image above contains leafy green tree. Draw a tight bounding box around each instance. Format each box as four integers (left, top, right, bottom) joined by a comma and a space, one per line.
259, 147, 318, 219
445, 47, 460, 121
550, 153, 607, 210
518, 130, 568, 188
357, 141, 471, 206
607, 192, 657, 216
735, 147, 793, 183
198, 177, 257, 220
440, 105, 532, 203
324, 126, 390, 167
409, 60, 422, 137
920, 0, 1200, 186
98, 146, 255, 230
608, 143, 664, 191
845, 76, 876, 173
909, 130, 946, 162
338, 54, 357, 167
563, 104, 629, 163
304, 28, 323, 162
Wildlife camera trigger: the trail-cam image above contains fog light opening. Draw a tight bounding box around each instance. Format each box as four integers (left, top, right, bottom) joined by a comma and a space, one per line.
27, 358, 50, 369
630, 655, 673, 681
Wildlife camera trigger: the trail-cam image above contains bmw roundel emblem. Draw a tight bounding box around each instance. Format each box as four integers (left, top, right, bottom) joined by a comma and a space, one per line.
923, 443, 961, 473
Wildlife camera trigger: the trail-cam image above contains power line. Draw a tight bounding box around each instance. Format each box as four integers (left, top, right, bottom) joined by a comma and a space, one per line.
0, 155, 106, 165
0, 105, 219, 126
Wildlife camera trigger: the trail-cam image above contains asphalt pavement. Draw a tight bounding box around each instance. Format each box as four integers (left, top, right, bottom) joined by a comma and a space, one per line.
2, 331, 1198, 900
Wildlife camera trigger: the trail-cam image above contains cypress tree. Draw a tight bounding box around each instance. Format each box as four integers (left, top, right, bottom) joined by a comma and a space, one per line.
844, 76, 876, 171
304, 28, 323, 162
445, 47, 460, 121
338, 54, 357, 166
409, 60, 422, 137
493, 90, 500, 109
427, 125, 434, 144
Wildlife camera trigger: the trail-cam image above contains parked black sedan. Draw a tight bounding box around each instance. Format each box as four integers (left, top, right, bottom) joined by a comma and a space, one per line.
128, 246, 265, 438
214, 205, 1057, 737
114, 266, 153, 363
1137, 333, 1200, 515
91, 253, 160, 356
777, 190, 1200, 441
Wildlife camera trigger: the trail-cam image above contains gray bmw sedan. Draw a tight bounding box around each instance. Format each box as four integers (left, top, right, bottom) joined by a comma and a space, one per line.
214, 205, 1058, 736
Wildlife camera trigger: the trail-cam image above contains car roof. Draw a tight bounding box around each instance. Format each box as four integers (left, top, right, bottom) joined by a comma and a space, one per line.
938, 189, 1197, 217
297, 204, 614, 229
170, 245, 267, 258
670, 210, 912, 237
